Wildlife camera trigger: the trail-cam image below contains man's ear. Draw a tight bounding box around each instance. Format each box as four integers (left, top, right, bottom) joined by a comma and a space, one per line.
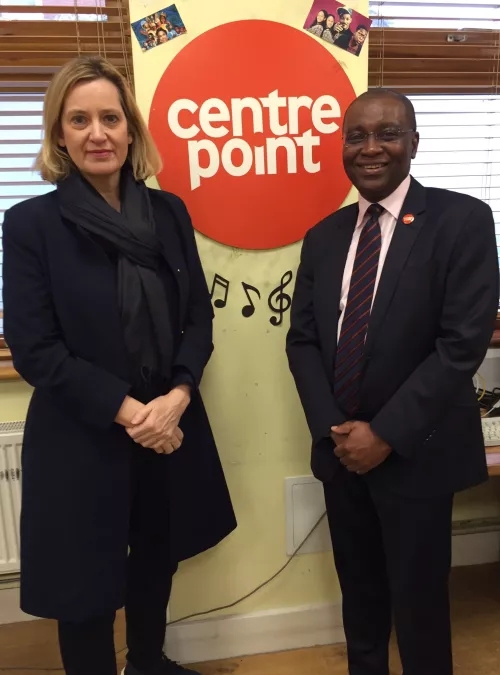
411, 132, 420, 160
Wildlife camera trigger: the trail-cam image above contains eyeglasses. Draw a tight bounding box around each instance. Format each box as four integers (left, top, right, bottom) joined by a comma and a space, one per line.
343, 129, 415, 147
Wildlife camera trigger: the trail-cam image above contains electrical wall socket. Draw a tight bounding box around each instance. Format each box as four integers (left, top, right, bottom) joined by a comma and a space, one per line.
284, 476, 332, 556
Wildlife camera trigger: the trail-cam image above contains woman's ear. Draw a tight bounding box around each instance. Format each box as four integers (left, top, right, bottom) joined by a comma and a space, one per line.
57, 124, 66, 148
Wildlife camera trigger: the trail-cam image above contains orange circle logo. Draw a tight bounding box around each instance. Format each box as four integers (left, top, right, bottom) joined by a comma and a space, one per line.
149, 20, 355, 250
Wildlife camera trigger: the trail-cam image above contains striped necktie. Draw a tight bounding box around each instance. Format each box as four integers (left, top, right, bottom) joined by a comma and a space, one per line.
334, 203, 384, 415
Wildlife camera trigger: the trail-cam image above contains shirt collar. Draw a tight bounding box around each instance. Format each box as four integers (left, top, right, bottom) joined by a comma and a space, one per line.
357, 175, 412, 228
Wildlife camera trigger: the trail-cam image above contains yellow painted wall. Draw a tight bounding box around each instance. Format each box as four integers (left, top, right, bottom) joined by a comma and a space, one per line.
0, 381, 32, 422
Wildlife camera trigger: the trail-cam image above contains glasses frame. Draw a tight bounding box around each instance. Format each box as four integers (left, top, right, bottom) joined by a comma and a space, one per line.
342, 129, 416, 147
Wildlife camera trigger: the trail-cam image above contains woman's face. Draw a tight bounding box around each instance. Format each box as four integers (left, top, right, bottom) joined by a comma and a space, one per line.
158, 30, 168, 43
317, 11, 325, 23
58, 78, 132, 181
326, 15, 335, 29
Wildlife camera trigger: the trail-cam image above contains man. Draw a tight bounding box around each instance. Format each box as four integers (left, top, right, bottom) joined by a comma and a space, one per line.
337, 24, 369, 56
286, 90, 498, 675
333, 7, 354, 44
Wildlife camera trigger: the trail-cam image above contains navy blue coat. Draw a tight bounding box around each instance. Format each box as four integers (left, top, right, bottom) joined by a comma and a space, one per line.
2, 188, 236, 621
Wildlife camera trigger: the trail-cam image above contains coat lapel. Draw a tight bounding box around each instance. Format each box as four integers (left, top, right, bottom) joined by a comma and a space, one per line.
150, 192, 190, 328
364, 177, 427, 357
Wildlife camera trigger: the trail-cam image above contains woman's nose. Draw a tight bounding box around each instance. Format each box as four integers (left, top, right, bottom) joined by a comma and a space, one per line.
88, 121, 106, 142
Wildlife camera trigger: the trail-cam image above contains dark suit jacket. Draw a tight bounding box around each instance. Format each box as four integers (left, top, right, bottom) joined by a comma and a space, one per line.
2, 188, 236, 621
286, 178, 499, 497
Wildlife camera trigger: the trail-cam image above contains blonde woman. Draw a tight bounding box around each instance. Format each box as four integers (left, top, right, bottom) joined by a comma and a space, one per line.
2, 56, 236, 675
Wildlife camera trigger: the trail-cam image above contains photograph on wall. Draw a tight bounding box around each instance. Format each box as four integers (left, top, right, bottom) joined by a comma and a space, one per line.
132, 4, 187, 52
303, 1, 372, 56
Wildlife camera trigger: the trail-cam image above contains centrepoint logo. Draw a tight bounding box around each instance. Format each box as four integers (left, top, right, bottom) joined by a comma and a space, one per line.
167, 91, 341, 190
150, 20, 355, 250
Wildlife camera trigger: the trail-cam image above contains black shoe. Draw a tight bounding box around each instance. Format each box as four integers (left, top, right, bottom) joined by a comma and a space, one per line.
123, 654, 202, 675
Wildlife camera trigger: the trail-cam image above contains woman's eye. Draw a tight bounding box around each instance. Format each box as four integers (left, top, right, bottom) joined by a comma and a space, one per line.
104, 114, 119, 124
71, 115, 86, 125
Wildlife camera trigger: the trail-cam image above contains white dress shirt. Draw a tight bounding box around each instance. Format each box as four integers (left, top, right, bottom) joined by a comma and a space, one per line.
338, 175, 412, 340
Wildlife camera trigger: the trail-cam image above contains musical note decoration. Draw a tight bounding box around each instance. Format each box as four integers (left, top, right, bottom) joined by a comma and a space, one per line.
241, 282, 261, 318
268, 271, 293, 326
210, 273, 230, 308
209, 270, 294, 327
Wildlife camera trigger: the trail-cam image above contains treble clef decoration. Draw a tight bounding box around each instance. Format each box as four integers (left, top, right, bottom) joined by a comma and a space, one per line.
268, 270, 293, 326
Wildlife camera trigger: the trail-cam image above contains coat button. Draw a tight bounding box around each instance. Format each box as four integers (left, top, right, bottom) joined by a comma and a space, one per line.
177, 268, 181, 273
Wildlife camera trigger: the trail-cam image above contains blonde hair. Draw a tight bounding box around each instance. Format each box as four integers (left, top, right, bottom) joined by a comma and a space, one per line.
35, 56, 162, 183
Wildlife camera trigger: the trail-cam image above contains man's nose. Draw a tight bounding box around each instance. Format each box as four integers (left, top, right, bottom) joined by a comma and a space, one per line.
362, 133, 384, 154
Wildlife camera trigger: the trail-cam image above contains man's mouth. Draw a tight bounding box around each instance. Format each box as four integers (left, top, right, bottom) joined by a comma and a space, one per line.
358, 163, 388, 174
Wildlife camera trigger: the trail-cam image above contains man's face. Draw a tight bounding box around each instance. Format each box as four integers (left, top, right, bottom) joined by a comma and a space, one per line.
355, 28, 368, 44
342, 97, 419, 202
340, 13, 352, 28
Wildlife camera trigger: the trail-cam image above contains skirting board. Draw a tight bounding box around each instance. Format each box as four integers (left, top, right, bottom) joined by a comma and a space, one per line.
165, 602, 345, 665
0, 587, 38, 625
166, 530, 500, 665
452, 530, 500, 567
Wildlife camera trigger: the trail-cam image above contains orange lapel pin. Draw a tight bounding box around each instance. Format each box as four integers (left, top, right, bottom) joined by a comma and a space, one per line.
402, 213, 415, 225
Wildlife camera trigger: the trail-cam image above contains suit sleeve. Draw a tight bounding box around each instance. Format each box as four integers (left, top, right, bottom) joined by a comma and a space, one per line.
2, 208, 131, 429
286, 230, 346, 446
167, 195, 214, 389
371, 200, 499, 457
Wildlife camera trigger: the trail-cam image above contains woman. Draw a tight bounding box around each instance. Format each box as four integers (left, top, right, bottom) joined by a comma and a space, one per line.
2, 56, 236, 675
156, 27, 169, 44
307, 8, 327, 38
320, 14, 335, 43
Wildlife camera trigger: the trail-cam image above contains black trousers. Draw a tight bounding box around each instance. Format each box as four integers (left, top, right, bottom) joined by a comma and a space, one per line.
323, 466, 454, 675
58, 448, 177, 675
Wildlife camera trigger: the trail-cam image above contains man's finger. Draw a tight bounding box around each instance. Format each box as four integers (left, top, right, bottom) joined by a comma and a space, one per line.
345, 462, 361, 472
334, 445, 349, 458
332, 422, 354, 435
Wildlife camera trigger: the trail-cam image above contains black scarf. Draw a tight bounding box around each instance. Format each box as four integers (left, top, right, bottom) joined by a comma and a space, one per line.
57, 166, 173, 394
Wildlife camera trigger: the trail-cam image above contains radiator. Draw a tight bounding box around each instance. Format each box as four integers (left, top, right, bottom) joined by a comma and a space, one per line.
0, 421, 23, 575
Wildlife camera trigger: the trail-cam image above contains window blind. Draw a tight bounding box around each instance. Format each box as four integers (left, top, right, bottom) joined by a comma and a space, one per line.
0, 93, 52, 337
409, 94, 500, 280
368, 1, 500, 94
0, 0, 132, 92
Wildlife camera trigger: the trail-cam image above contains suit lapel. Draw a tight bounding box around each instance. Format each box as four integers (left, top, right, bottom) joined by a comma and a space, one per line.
325, 204, 358, 367
364, 177, 427, 357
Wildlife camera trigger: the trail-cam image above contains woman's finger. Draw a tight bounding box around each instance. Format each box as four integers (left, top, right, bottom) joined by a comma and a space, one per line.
174, 427, 184, 443
131, 427, 162, 444
131, 405, 153, 426
162, 442, 175, 455
128, 421, 157, 441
